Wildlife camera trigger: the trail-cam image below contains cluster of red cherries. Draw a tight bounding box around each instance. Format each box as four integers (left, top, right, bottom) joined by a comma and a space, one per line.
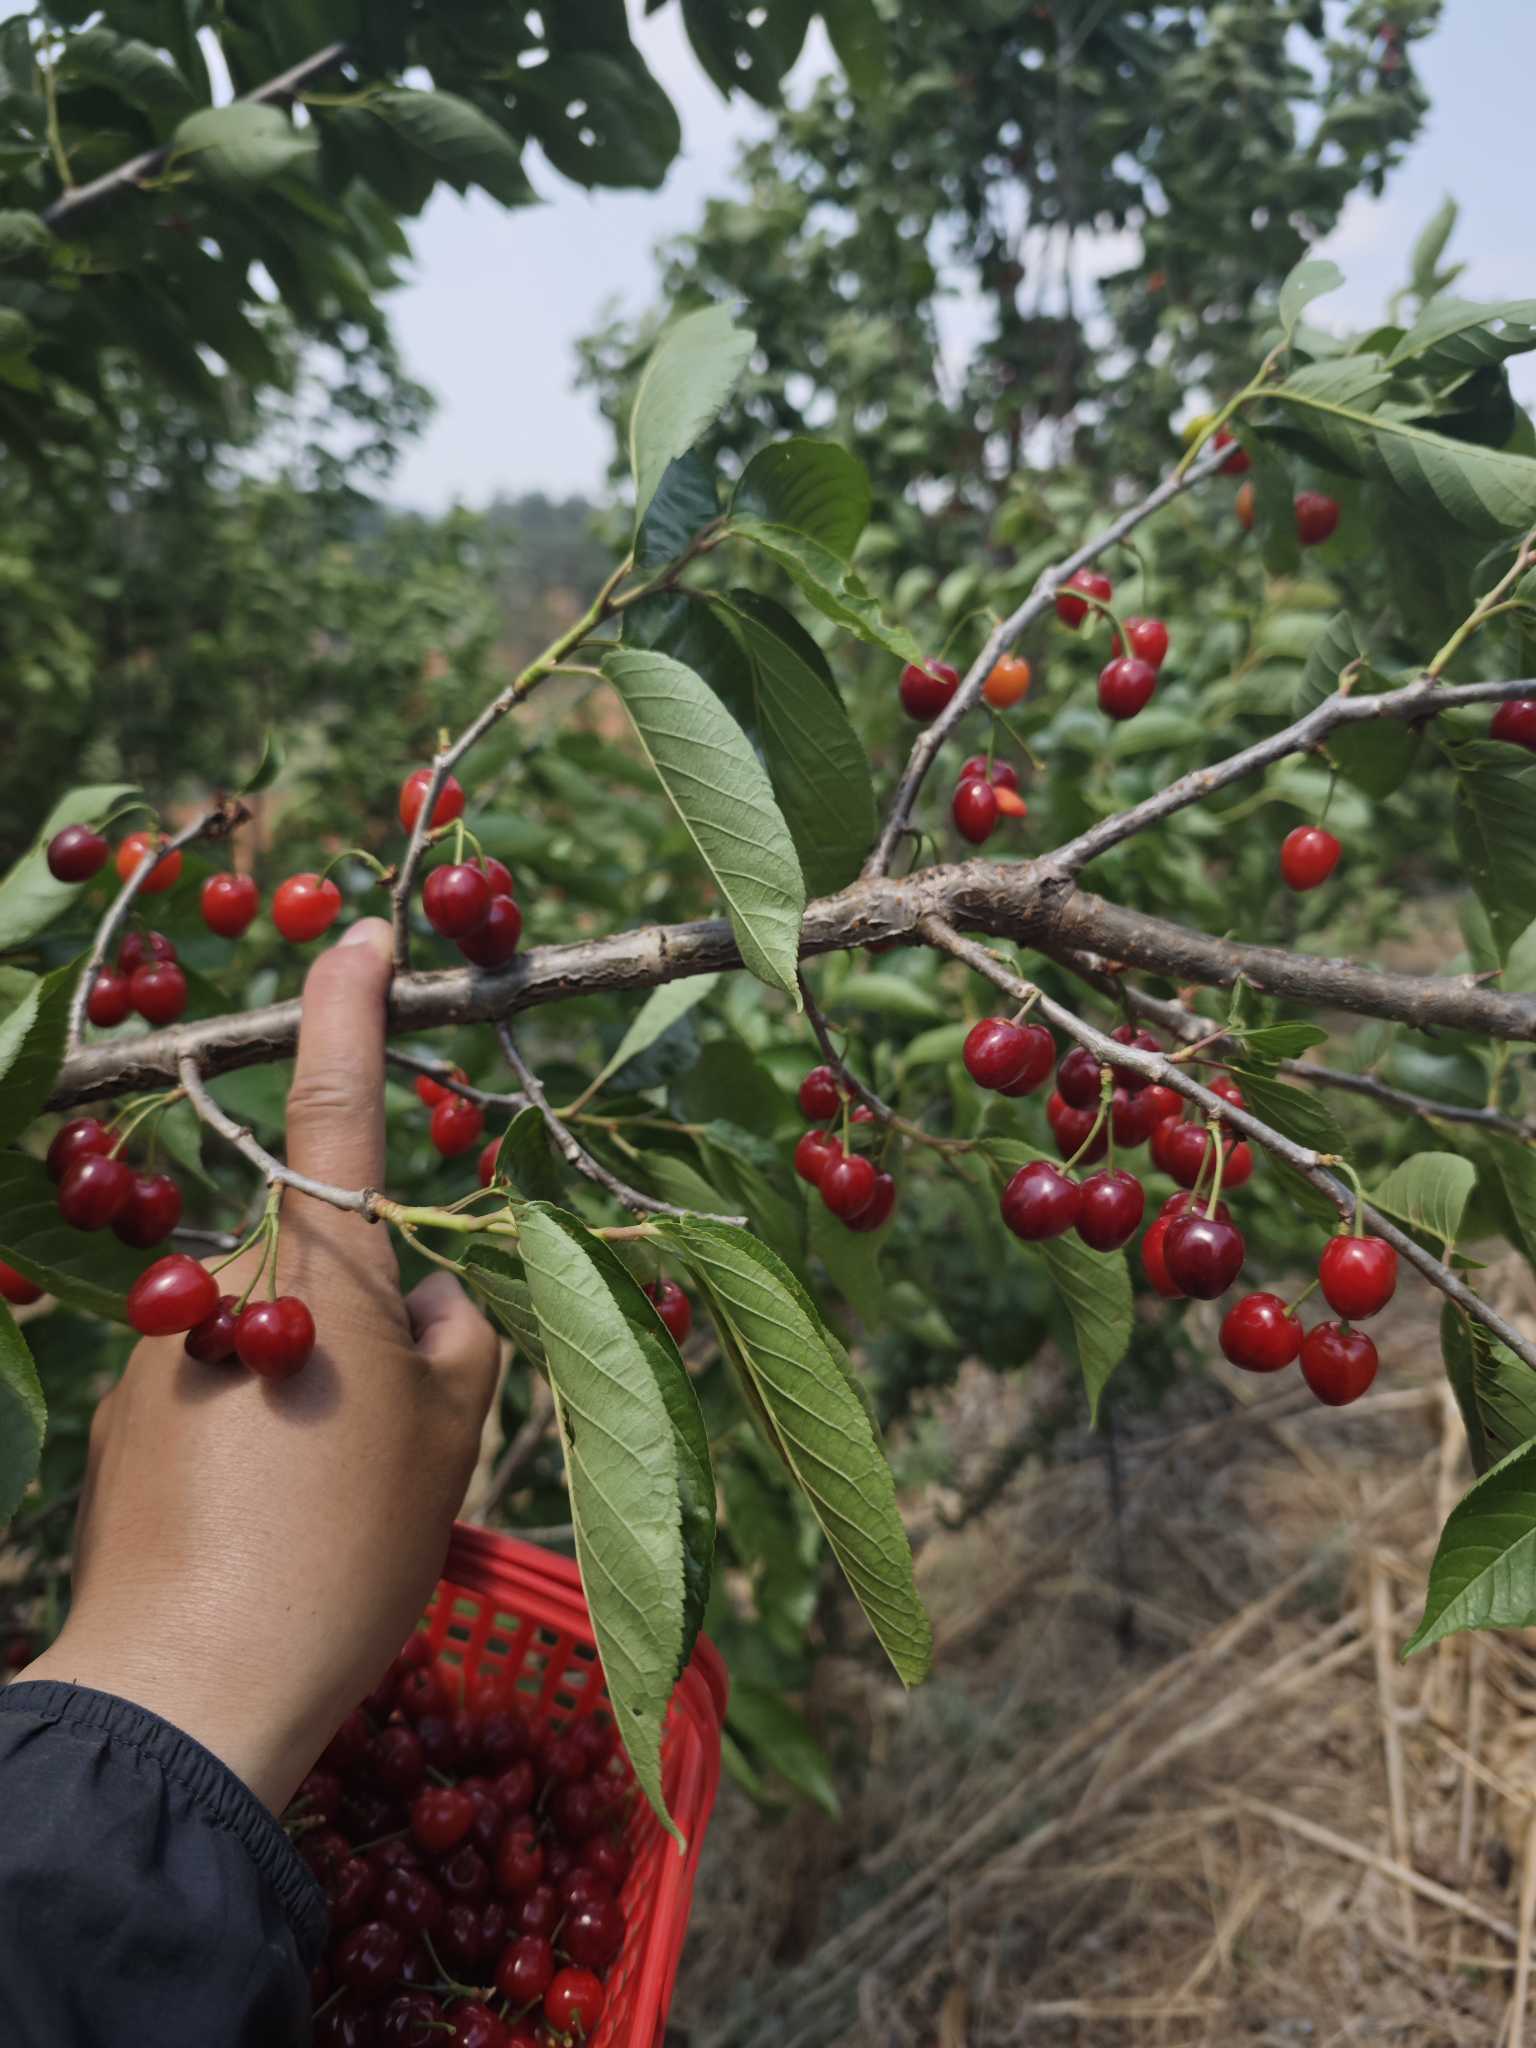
298, 1631, 631, 2047
962, 1012, 1394, 1407
791, 1067, 897, 1233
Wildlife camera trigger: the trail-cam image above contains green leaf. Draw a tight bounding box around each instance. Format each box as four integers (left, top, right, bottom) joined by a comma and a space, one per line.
1369, 1151, 1475, 1245
1229, 1068, 1345, 1155
602, 648, 805, 1000
242, 733, 283, 796
0, 1152, 151, 1320
987, 1142, 1132, 1420
461, 1242, 546, 1366
371, 90, 534, 205
0, 1300, 43, 1524
694, 1124, 805, 1275
1292, 614, 1420, 797
806, 1192, 887, 1328
519, 51, 680, 191
900, 1022, 972, 1072
823, 972, 944, 1023
656, 1218, 932, 1686
1481, 1136, 1536, 1276
489, 1106, 566, 1207
1409, 196, 1460, 302
1272, 385, 1536, 534
585, 977, 722, 1104
628, 307, 756, 532
0, 783, 138, 951
636, 452, 719, 573
718, 597, 876, 896
819, 0, 887, 95
1234, 1022, 1329, 1061
1405, 1437, 1536, 1655
67, 26, 196, 114
1452, 742, 1536, 956
732, 519, 922, 663
174, 103, 316, 186
519, 1206, 687, 1837
0, 960, 77, 1151
730, 439, 870, 561
1278, 256, 1343, 341
1442, 1303, 1536, 1479
0, 210, 51, 258
727, 1680, 840, 1814
1389, 298, 1536, 378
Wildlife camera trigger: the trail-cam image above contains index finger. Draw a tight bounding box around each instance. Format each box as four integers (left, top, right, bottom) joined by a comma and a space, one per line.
284, 918, 395, 1194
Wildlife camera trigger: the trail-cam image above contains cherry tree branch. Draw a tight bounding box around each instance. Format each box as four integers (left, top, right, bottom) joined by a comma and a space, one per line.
797, 974, 895, 1121
385, 1048, 527, 1115
862, 441, 1232, 879
177, 1054, 385, 1221
50, 861, 1536, 1110
1046, 674, 1536, 879
66, 798, 250, 1054
494, 1024, 746, 1226
43, 43, 350, 231
921, 917, 1536, 1373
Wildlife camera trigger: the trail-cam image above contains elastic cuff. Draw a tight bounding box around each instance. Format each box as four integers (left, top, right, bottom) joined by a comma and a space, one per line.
0, 1679, 328, 1959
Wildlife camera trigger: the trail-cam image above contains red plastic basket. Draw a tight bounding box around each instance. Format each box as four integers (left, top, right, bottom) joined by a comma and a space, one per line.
418, 1522, 727, 2048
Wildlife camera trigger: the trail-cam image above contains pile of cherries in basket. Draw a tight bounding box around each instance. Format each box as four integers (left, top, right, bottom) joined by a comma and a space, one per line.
297, 1633, 632, 2047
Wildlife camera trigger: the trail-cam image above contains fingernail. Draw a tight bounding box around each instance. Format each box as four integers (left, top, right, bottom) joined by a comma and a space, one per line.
338, 917, 394, 957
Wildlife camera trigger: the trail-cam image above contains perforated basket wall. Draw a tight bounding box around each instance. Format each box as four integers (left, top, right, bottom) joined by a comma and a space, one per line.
420, 1522, 727, 2048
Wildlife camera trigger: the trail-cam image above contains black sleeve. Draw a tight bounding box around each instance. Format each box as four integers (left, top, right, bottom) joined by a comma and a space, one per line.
0, 1679, 326, 2048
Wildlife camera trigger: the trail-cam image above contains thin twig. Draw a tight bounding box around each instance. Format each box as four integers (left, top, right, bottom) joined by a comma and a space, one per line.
66, 799, 249, 1053
178, 1055, 384, 1220
798, 972, 974, 1153
863, 441, 1233, 877
484, 1380, 556, 1511
385, 1048, 527, 1114
920, 914, 1536, 1372
495, 1023, 746, 1226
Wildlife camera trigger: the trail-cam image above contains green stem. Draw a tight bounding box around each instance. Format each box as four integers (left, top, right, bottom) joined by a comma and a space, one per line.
1203, 1122, 1227, 1219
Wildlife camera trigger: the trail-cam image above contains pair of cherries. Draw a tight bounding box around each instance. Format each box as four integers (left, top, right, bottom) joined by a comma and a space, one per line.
792, 1066, 897, 1233
86, 926, 189, 1030
1234, 482, 1341, 546
896, 649, 1032, 724
952, 756, 1027, 846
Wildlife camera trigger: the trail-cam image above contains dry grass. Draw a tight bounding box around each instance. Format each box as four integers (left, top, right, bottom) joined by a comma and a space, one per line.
674, 1261, 1536, 2048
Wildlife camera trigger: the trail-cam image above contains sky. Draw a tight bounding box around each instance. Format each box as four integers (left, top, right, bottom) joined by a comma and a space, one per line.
382, 2, 1536, 512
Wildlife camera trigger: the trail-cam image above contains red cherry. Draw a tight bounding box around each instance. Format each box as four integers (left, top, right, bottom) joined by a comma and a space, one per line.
952, 777, 999, 845
562, 1893, 626, 1970
1056, 1045, 1102, 1110
458, 894, 523, 968
851, 1103, 877, 1124
47, 824, 109, 882
416, 1066, 467, 1108
185, 1294, 241, 1365
1159, 1120, 1213, 1190
1221, 1140, 1255, 1189
57, 1152, 135, 1231
1280, 824, 1341, 891
399, 768, 466, 834
126, 1253, 219, 1335
335, 1919, 406, 1996
1098, 655, 1158, 721
959, 756, 1020, 792
1294, 490, 1340, 546
1001, 1159, 1082, 1241
115, 831, 182, 894
424, 863, 493, 940
411, 1785, 476, 1856
488, 1762, 537, 1822
46, 1116, 112, 1181
112, 1171, 182, 1248
1318, 1235, 1398, 1320
794, 1129, 842, 1186
1213, 427, 1250, 475
378, 1866, 446, 1940
579, 1836, 629, 1888
396, 1661, 451, 1724
86, 967, 133, 1029
478, 1137, 501, 1188
1491, 699, 1536, 752
1113, 615, 1170, 668
544, 1969, 605, 2036
1110, 1085, 1166, 1147
1221, 1293, 1302, 1372
798, 1065, 841, 1120
234, 1296, 316, 1378
1140, 1217, 1184, 1298
821, 1152, 878, 1222
1235, 480, 1255, 531
496, 1933, 555, 2005
984, 653, 1032, 707
431, 1093, 486, 1159
129, 961, 188, 1026
496, 1830, 546, 1897
0, 1259, 42, 1306
1162, 1213, 1245, 1300
480, 856, 516, 898
200, 871, 260, 940
369, 1724, 428, 1794
272, 872, 342, 943
1047, 1090, 1107, 1164
1075, 1169, 1145, 1252
557, 1868, 610, 1909
452, 2004, 510, 2048
1300, 1322, 1379, 1405
380, 1992, 444, 2045
898, 659, 960, 721
644, 1278, 692, 1344
964, 1018, 1053, 1093
118, 930, 177, 972
1055, 566, 1112, 629
438, 1843, 491, 1905
847, 1169, 897, 1232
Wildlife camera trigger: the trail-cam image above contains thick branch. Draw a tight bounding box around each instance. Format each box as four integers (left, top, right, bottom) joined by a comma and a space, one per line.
50, 863, 1536, 1109
494, 1024, 745, 1225
923, 918, 1536, 1374
862, 442, 1231, 878
43, 43, 350, 232
67, 799, 249, 1052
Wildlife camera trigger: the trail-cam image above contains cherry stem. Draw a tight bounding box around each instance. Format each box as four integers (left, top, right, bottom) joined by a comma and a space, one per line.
106, 1088, 185, 1156
320, 846, 390, 885
1318, 766, 1338, 829
1203, 1121, 1227, 1218
938, 604, 1003, 663
453, 818, 465, 866
988, 707, 1045, 775
1284, 1276, 1320, 1317
1063, 1081, 1111, 1173
1333, 1157, 1366, 1234
1068, 589, 1126, 649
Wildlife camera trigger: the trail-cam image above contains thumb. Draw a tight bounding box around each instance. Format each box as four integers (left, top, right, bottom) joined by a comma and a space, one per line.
407, 1271, 501, 1413
285, 917, 394, 1193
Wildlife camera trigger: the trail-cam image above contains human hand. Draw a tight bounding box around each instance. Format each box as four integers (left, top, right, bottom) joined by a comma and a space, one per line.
26, 919, 500, 1811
